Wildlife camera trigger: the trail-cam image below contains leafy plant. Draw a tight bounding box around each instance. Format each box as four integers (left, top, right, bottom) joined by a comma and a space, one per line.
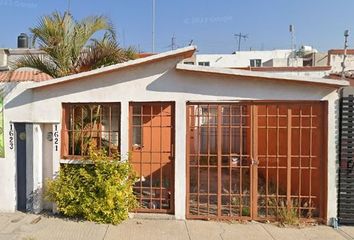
70, 105, 102, 156
14, 11, 137, 78
45, 142, 138, 224
242, 207, 250, 216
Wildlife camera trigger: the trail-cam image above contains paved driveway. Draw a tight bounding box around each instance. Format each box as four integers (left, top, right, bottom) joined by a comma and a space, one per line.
0, 212, 353, 240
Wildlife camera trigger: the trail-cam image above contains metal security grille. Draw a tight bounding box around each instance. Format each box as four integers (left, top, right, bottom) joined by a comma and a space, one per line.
129, 102, 174, 213
186, 102, 326, 221
256, 103, 324, 220
61, 103, 120, 158
339, 88, 354, 224
186, 104, 251, 219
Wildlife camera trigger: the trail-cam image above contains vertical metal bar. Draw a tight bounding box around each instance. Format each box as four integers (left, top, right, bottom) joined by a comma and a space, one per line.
61, 104, 67, 157
81, 107, 84, 156
97, 104, 104, 150
229, 105, 232, 216
239, 105, 243, 217
276, 106, 280, 215
298, 107, 302, 217
287, 107, 292, 209
309, 106, 313, 210
90, 106, 93, 140
119, 104, 121, 153
217, 105, 222, 217
171, 102, 175, 213
266, 105, 269, 217
197, 105, 200, 215
186, 105, 191, 217
109, 106, 112, 156
160, 104, 163, 210
139, 104, 143, 207
251, 105, 258, 219
150, 104, 153, 209
249, 105, 253, 219
72, 106, 75, 156
207, 104, 210, 216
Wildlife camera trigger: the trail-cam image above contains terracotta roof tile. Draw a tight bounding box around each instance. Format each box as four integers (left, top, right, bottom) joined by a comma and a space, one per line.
0, 71, 52, 82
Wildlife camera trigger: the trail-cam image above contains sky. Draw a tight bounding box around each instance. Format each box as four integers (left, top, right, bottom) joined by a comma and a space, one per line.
0, 0, 354, 54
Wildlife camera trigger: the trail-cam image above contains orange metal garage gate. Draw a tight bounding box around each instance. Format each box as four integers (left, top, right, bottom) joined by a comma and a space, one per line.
186, 102, 327, 221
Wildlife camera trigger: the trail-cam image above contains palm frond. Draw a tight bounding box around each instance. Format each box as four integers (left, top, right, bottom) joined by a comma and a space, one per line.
17, 11, 131, 77
76, 36, 136, 72
14, 54, 60, 78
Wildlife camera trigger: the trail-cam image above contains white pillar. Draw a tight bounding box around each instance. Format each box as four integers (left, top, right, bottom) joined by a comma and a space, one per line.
51, 123, 60, 213
29, 124, 43, 213
120, 101, 130, 159
52, 123, 60, 177
327, 96, 339, 223
174, 100, 186, 219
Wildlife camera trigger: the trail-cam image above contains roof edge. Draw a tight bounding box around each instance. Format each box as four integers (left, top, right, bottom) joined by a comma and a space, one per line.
30, 46, 196, 89
232, 66, 332, 72
176, 64, 349, 87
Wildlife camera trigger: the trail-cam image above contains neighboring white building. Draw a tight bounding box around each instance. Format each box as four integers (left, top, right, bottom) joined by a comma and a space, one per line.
182, 46, 344, 78
328, 49, 354, 73
0, 48, 45, 71
186, 49, 293, 68
0, 46, 349, 224
184, 46, 323, 69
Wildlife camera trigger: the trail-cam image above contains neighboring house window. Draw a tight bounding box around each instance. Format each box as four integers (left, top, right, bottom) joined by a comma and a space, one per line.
250, 59, 262, 67
198, 61, 210, 66
61, 103, 120, 158
184, 61, 195, 65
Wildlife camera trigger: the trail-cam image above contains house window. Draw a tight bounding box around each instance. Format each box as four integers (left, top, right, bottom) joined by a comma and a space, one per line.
198, 61, 210, 66
132, 105, 142, 147
184, 61, 195, 65
61, 103, 120, 158
250, 59, 262, 67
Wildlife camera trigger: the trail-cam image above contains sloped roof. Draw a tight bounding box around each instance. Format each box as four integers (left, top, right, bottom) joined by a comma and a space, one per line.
30, 46, 196, 89
176, 64, 349, 87
28, 46, 349, 89
0, 70, 52, 82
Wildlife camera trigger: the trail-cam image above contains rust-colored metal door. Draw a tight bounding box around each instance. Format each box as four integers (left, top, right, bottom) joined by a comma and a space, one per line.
255, 103, 326, 221
130, 102, 174, 213
187, 103, 252, 219
186, 102, 327, 221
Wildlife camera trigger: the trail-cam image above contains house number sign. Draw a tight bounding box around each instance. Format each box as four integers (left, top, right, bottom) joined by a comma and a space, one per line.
53, 125, 59, 152
9, 124, 14, 150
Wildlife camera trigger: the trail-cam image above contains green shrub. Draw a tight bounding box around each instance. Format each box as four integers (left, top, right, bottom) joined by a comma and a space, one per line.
45, 144, 138, 224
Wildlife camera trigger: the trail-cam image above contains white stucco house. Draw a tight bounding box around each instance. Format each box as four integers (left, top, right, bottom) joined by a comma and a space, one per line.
0, 46, 349, 224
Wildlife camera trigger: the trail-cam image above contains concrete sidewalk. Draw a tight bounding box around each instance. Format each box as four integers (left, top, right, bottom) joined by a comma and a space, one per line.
0, 212, 353, 240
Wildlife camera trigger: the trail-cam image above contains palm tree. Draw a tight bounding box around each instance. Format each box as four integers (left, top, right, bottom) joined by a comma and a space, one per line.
15, 12, 137, 78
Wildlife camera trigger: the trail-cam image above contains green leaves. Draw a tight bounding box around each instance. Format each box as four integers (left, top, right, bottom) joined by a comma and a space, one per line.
45, 143, 138, 224
15, 11, 137, 78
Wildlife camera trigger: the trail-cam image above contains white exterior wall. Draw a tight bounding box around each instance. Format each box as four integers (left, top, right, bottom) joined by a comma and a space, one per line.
196, 49, 292, 68
330, 54, 354, 73
260, 70, 331, 78
0, 55, 341, 222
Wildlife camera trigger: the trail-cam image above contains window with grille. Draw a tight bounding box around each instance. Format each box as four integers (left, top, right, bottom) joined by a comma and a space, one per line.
250, 59, 262, 67
198, 61, 210, 66
61, 103, 120, 158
